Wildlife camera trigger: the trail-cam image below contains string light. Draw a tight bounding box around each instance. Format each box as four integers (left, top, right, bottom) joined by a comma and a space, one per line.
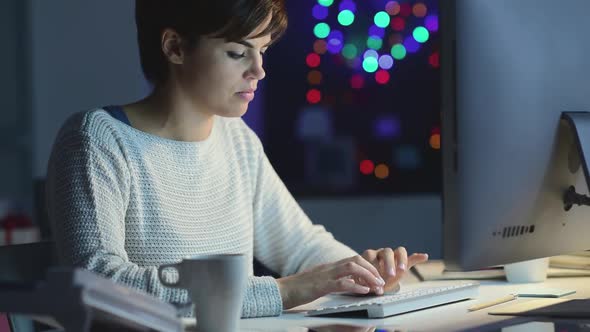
308, 70, 323, 85
306, 89, 322, 104
374, 11, 390, 28
413, 26, 430, 43
390, 44, 407, 60
375, 164, 390, 179
338, 10, 355, 26
306, 53, 321, 68
313, 39, 328, 54
313, 23, 330, 39
375, 70, 390, 84
385, 1, 401, 15
362, 57, 379, 73
378, 55, 394, 70
360, 160, 375, 175
412, 3, 428, 18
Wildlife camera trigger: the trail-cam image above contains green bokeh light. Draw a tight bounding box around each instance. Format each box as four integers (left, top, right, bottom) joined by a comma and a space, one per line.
338, 10, 355, 26
390, 44, 407, 60
313, 23, 331, 39
318, 0, 334, 7
367, 36, 383, 50
413, 26, 430, 43
342, 44, 358, 60
362, 57, 379, 73
374, 11, 390, 28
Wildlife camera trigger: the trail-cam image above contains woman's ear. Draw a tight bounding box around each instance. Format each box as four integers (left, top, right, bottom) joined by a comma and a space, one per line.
161, 28, 185, 65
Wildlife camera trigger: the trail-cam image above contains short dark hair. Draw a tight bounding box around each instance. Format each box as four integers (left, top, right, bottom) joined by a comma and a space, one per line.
135, 0, 288, 85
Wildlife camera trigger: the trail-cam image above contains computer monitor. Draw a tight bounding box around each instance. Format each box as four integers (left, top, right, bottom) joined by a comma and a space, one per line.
441, 0, 590, 271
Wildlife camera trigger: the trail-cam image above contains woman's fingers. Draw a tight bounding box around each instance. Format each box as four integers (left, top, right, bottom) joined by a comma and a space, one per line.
327, 277, 371, 294
377, 248, 396, 280
408, 253, 429, 268
394, 246, 409, 273
332, 259, 385, 288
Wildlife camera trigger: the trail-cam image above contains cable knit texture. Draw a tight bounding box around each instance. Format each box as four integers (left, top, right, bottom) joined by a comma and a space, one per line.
45, 109, 357, 318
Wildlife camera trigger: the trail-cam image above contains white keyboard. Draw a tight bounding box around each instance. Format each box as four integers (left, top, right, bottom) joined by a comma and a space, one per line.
307, 281, 479, 318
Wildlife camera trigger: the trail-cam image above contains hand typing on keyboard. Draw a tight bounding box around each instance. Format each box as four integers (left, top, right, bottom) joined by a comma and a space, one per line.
276, 247, 429, 309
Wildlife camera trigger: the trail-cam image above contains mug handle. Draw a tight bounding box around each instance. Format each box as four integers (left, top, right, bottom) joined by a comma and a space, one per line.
158, 263, 182, 288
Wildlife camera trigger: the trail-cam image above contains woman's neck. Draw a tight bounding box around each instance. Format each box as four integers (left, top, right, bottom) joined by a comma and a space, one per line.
123, 82, 214, 142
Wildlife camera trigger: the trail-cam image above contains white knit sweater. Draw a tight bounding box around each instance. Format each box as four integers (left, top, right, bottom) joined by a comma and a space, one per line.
45, 109, 357, 317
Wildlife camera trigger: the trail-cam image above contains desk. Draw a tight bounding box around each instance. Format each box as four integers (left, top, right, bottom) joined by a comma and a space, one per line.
218, 272, 590, 332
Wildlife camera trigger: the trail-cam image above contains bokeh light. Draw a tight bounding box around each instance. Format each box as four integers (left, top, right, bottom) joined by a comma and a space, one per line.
307, 70, 323, 85
368, 25, 385, 38
318, 0, 334, 7
367, 36, 383, 50
430, 134, 441, 149
338, 10, 355, 26
390, 44, 407, 60
375, 70, 390, 84
390, 17, 406, 31
429, 52, 440, 68
306, 53, 321, 68
425, 15, 439, 32
394, 145, 421, 170
312, 4, 329, 20
374, 11, 390, 28
339, 0, 357, 12
374, 115, 401, 138
313, 39, 327, 54
342, 43, 358, 59
399, 3, 412, 16
360, 160, 375, 175
403, 36, 421, 53
350, 74, 365, 89
378, 55, 394, 69
385, 1, 401, 15
362, 57, 379, 73
306, 89, 322, 104
363, 49, 379, 59
326, 30, 344, 54
313, 23, 330, 39
413, 26, 430, 43
412, 3, 428, 18
375, 164, 390, 179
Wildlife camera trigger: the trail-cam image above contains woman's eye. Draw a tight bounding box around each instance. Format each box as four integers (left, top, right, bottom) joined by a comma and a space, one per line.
227, 51, 247, 59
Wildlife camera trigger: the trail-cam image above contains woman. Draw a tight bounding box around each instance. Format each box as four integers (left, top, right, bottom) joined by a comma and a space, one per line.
45, 0, 429, 317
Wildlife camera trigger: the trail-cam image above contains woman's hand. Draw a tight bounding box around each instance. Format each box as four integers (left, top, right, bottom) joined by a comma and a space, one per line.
276, 255, 387, 309
360, 247, 429, 293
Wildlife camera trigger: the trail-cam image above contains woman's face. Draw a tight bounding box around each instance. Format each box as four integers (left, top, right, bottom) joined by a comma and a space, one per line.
173, 24, 272, 118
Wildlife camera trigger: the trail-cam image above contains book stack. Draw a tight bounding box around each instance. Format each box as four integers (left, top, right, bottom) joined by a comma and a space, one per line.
550, 251, 590, 270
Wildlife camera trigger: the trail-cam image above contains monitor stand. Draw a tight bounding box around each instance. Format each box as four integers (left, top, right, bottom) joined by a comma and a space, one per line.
561, 112, 590, 210
500, 112, 590, 284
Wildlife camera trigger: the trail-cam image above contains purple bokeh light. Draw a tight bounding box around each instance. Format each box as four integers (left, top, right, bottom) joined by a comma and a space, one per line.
378, 55, 394, 70
312, 4, 329, 20
363, 49, 379, 59
425, 15, 439, 32
403, 36, 420, 53
374, 116, 401, 139
339, 0, 357, 13
368, 24, 385, 38
327, 30, 344, 54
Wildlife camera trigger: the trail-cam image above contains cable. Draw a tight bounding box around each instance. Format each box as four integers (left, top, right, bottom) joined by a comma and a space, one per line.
563, 185, 590, 211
